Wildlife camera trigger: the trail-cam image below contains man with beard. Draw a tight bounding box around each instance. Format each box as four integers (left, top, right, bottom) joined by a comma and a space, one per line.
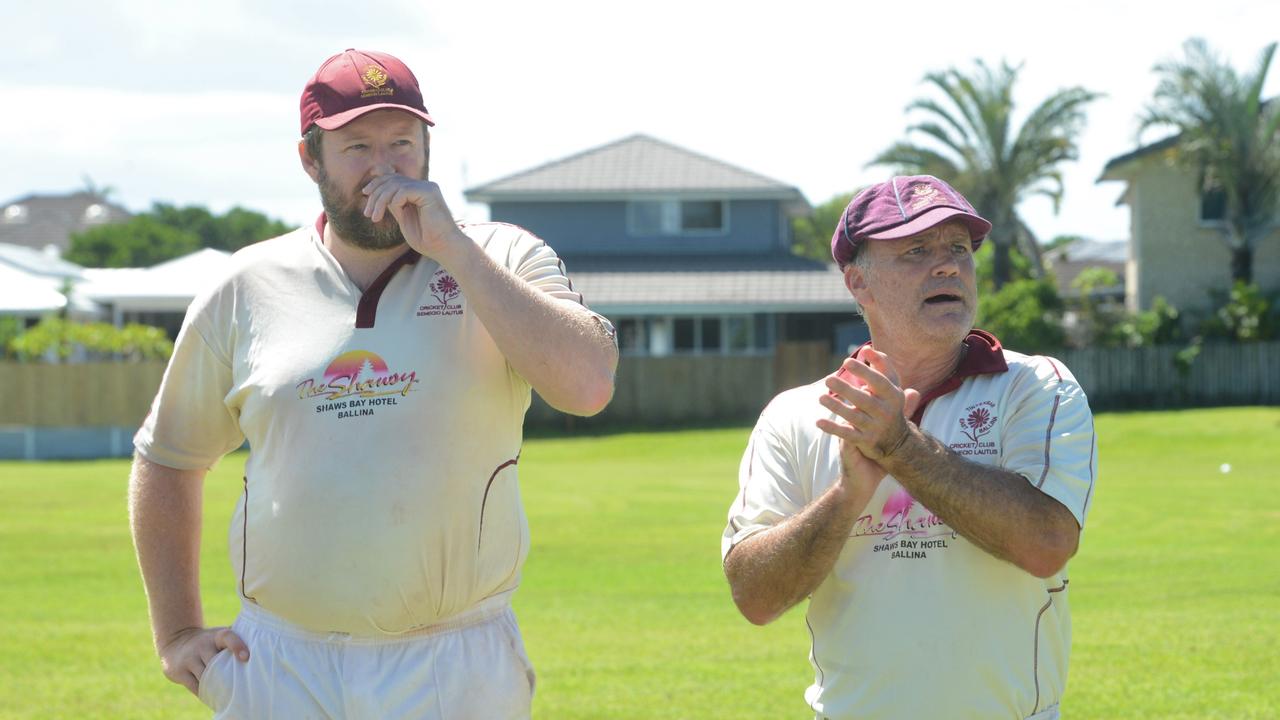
721, 176, 1097, 719
129, 49, 618, 719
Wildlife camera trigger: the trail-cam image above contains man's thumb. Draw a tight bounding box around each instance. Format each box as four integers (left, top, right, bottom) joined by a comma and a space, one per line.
903, 388, 921, 419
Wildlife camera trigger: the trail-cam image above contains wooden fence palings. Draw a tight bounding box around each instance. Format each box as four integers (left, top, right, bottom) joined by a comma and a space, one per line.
3, 342, 1277, 429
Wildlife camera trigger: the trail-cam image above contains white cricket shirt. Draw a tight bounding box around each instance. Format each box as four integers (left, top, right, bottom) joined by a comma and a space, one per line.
722, 331, 1097, 719
136, 219, 608, 636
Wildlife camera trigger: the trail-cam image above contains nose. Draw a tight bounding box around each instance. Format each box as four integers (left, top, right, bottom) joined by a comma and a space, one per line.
932, 248, 960, 277
367, 145, 397, 178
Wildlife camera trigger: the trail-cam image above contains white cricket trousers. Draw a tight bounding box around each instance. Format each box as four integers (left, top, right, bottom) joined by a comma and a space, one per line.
197, 596, 535, 719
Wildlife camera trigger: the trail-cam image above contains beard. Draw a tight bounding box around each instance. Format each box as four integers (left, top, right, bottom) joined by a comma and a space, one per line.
317, 161, 429, 251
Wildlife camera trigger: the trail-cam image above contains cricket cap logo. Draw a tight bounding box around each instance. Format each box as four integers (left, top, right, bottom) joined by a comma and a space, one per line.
909, 184, 942, 211
362, 66, 389, 89
358, 65, 395, 99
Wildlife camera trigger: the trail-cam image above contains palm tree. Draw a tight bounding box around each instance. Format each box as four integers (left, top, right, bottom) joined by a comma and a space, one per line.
871, 60, 1100, 288
1140, 38, 1280, 284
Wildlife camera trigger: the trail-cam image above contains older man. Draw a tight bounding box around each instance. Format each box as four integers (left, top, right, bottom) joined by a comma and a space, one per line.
722, 175, 1096, 719
129, 48, 617, 719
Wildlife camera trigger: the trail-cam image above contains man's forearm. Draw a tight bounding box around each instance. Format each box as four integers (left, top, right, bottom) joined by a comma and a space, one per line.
128, 455, 208, 651
724, 482, 864, 625
436, 236, 617, 416
879, 425, 1079, 577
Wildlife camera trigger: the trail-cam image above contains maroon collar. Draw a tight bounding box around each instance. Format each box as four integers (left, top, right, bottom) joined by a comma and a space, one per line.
839, 329, 1008, 425
315, 213, 422, 329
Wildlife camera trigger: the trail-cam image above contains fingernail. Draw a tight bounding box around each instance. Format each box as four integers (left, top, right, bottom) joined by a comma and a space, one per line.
238, 651, 249, 661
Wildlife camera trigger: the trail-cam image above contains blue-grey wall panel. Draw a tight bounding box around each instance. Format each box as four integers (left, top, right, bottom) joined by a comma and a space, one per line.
489, 200, 785, 256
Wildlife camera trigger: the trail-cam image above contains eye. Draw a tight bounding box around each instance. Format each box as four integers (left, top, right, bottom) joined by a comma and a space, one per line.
904, 246, 925, 256
951, 243, 971, 255
345, 143, 369, 152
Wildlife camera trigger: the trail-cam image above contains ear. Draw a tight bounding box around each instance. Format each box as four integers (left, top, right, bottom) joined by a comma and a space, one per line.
298, 139, 322, 183
843, 264, 872, 307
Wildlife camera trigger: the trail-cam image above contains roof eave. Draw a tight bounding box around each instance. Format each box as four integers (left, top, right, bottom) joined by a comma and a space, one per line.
465, 188, 807, 204
1098, 134, 1180, 183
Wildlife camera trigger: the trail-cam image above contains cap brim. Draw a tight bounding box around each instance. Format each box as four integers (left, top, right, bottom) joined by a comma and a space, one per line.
865, 206, 992, 244
313, 103, 435, 131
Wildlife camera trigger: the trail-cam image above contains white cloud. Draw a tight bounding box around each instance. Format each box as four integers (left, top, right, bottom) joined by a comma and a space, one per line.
2, 0, 1278, 242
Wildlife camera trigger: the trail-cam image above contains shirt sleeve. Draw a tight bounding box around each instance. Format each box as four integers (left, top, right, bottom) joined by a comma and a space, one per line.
133, 300, 245, 471
722, 400, 811, 561
1000, 357, 1098, 528
475, 222, 617, 341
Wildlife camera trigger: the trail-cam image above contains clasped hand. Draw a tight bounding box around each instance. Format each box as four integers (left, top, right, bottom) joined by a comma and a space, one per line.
816, 349, 922, 466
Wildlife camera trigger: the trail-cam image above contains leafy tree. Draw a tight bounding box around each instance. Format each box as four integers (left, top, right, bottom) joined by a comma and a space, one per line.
976, 278, 1066, 354
1140, 38, 1280, 283
1065, 269, 1185, 348
1070, 267, 1123, 345
1200, 281, 1280, 341
0, 316, 23, 359
974, 238, 1034, 294
150, 203, 291, 252
65, 202, 292, 267
1116, 296, 1184, 347
7, 317, 172, 362
66, 216, 200, 267
871, 60, 1101, 289
792, 191, 855, 262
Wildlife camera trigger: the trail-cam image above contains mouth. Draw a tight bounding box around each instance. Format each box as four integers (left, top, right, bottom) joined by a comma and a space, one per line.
923, 292, 964, 305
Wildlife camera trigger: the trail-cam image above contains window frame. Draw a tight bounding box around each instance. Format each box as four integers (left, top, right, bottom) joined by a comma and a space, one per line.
626, 198, 730, 238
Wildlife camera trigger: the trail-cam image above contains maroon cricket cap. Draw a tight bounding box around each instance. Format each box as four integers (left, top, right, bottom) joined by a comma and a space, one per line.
830, 175, 991, 266
299, 49, 435, 136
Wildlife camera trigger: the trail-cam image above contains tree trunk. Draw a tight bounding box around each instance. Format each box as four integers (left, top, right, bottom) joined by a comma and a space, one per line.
992, 241, 1011, 290
1231, 246, 1253, 283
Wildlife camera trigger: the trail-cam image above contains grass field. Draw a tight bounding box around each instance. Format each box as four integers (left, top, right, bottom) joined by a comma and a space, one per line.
0, 407, 1277, 719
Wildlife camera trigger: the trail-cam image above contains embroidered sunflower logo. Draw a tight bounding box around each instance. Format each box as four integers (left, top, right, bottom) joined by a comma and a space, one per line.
362, 66, 388, 88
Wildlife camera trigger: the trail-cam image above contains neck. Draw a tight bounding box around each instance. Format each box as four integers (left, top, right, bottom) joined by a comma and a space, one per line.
867, 333, 968, 396
323, 225, 407, 292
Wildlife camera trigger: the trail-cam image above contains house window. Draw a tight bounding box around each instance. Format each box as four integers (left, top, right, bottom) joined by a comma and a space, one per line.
628, 313, 773, 356
1200, 188, 1226, 223
681, 201, 724, 231
673, 317, 697, 351
627, 199, 727, 236
726, 316, 751, 352
700, 317, 721, 351
617, 318, 649, 355
754, 314, 773, 350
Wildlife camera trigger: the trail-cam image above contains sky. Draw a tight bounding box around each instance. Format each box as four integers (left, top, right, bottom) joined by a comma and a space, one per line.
3, 0, 1278, 247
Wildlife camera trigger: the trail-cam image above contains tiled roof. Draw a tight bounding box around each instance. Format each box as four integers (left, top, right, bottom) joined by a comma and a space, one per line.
0, 192, 132, 253
562, 254, 853, 313
466, 134, 807, 206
